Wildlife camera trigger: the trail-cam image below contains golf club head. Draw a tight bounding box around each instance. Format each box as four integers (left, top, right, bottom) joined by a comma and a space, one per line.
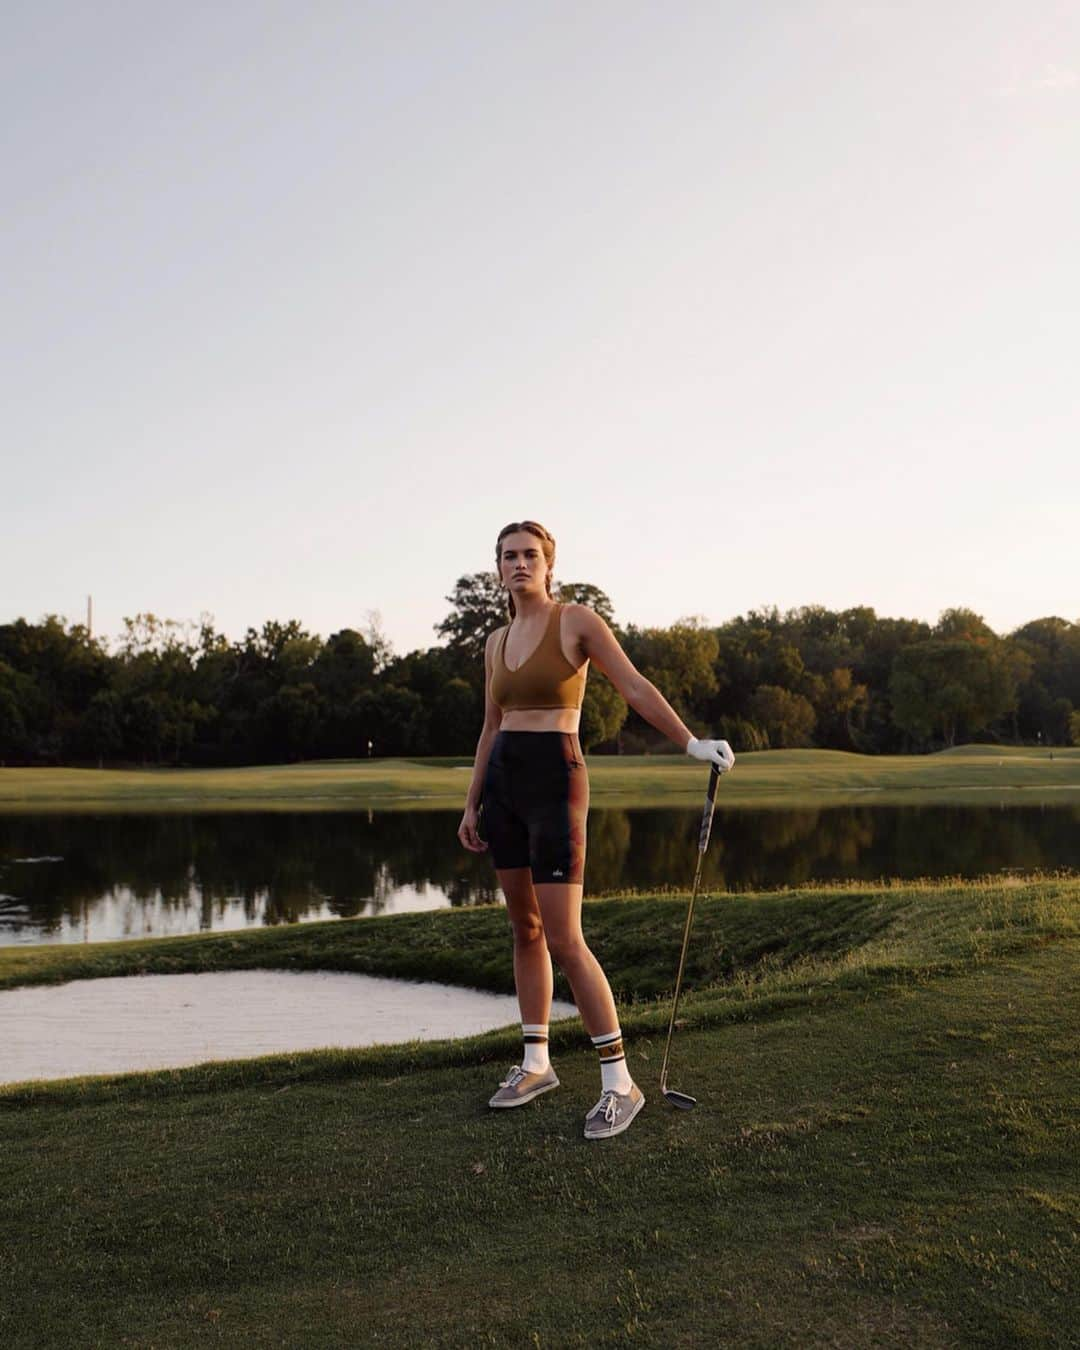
662, 1088, 697, 1110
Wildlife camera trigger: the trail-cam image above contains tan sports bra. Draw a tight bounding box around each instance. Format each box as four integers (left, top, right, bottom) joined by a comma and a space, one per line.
490, 603, 588, 711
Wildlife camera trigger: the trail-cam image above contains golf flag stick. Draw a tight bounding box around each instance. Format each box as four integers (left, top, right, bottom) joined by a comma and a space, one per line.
660, 760, 722, 1109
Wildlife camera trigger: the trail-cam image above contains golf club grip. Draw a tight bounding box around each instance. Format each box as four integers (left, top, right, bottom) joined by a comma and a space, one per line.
698, 763, 720, 853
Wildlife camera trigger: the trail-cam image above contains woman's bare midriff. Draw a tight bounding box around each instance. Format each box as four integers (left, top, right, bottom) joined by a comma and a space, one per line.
498, 708, 581, 733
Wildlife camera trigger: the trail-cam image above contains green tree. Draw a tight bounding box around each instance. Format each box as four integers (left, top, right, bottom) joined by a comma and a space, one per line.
1046, 697, 1075, 747
127, 693, 166, 763
218, 621, 321, 736
784, 605, 879, 672
760, 637, 805, 690
76, 690, 124, 766
933, 608, 997, 641
118, 612, 199, 658
813, 667, 871, 749
350, 685, 425, 757
387, 645, 475, 700
383, 647, 480, 756
312, 629, 376, 703
555, 582, 616, 626
748, 684, 817, 748
434, 573, 506, 666
0, 661, 30, 762
254, 683, 322, 762
623, 620, 719, 719
1010, 617, 1080, 743
241, 620, 319, 669
580, 674, 628, 753
306, 629, 378, 757
853, 615, 933, 753
0, 615, 111, 749
165, 697, 214, 765
889, 639, 1026, 748
430, 677, 480, 754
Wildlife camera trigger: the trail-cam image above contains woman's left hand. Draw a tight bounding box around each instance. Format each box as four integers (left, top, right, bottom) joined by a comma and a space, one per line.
686, 737, 735, 772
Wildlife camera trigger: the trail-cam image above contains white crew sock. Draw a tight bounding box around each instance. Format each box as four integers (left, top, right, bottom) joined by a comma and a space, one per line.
591, 1028, 633, 1094
522, 1024, 550, 1074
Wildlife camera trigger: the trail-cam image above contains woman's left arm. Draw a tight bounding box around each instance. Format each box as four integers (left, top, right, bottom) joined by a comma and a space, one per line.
575, 607, 693, 750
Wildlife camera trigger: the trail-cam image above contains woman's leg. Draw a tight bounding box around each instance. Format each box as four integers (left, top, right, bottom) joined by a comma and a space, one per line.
532, 881, 618, 1035
537, 882, 637, 1113
497, 866, 553, 1026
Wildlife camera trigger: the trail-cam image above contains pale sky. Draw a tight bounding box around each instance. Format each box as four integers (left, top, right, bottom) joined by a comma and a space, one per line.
4, 1, 1078, 658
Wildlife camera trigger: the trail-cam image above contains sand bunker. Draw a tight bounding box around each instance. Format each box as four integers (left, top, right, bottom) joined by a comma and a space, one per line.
0, 970, 578, 1087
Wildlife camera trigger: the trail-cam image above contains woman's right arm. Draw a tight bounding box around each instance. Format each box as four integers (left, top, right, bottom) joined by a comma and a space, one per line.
458, 628, 503, 853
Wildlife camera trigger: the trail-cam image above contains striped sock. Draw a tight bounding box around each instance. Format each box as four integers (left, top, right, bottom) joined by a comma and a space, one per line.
522, 1024, 550, 1074
591, 1027, 633, 1094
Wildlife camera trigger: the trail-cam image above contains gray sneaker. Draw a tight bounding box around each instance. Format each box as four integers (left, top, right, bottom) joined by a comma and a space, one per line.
488, 1063, 560, 1109
583, 1083, 645, 1139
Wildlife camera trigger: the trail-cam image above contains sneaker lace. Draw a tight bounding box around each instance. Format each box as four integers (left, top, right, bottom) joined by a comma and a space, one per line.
587, 1090, 619, 1125
499, 1065, 527, 1089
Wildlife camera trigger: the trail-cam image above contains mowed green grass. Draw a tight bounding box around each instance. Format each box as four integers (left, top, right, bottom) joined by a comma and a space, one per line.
2, 744, 1080, 811
1, 876, 1077, 1347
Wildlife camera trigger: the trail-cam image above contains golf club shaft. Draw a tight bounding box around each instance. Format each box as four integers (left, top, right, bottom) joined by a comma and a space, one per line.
659, 763, 721, 1093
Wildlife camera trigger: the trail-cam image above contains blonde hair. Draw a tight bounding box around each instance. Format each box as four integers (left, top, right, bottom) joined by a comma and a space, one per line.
496, 520, 555, 620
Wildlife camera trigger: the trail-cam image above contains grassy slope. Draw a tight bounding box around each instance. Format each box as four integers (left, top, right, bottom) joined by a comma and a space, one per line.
2, 746, 1080, 810
1, 877, 1078, 1347
0, 874, 1076, 1007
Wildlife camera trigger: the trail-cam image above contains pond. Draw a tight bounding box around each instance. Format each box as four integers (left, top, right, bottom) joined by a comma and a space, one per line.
0, 969, 580, 1086
1, 802, 1078, 945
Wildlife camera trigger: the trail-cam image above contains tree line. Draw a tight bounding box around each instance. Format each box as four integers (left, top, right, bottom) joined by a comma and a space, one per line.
1, 573, 1078, 766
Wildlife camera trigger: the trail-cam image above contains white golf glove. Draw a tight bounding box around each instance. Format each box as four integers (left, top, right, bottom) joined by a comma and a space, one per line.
686, 736, 735, 772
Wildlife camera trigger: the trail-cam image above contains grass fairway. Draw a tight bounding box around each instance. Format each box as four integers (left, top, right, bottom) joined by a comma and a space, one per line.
1, 876, 1077, 1346
2, 744, 1080, 811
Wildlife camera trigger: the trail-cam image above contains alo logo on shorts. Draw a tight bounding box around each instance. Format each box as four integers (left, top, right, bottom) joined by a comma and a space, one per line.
552, 869, 564, 877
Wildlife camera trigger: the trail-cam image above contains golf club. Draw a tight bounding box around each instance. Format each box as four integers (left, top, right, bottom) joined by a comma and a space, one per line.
659, 759, 722, 1109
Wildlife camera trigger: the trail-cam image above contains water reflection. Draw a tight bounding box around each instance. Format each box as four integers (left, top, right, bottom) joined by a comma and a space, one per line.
1, 803, 1077, 946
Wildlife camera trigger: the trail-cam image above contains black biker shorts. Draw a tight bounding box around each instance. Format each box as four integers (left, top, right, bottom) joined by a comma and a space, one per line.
479, 731, 589, 884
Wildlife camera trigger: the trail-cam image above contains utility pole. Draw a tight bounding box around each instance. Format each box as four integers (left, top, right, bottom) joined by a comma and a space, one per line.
87, 594, 93, 639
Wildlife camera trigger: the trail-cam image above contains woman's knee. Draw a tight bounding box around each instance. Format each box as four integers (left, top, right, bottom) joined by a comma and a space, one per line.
499, 869, 544, 944
510, 914, 545, 947
544, 932, 591, 969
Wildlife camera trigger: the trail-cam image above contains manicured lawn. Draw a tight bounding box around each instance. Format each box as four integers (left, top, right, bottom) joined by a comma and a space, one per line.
2, 744, 1079, 811
2, 875, 1077, 1346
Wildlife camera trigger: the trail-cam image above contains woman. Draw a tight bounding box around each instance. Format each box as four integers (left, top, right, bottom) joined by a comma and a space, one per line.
458, 520, 734, 1140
